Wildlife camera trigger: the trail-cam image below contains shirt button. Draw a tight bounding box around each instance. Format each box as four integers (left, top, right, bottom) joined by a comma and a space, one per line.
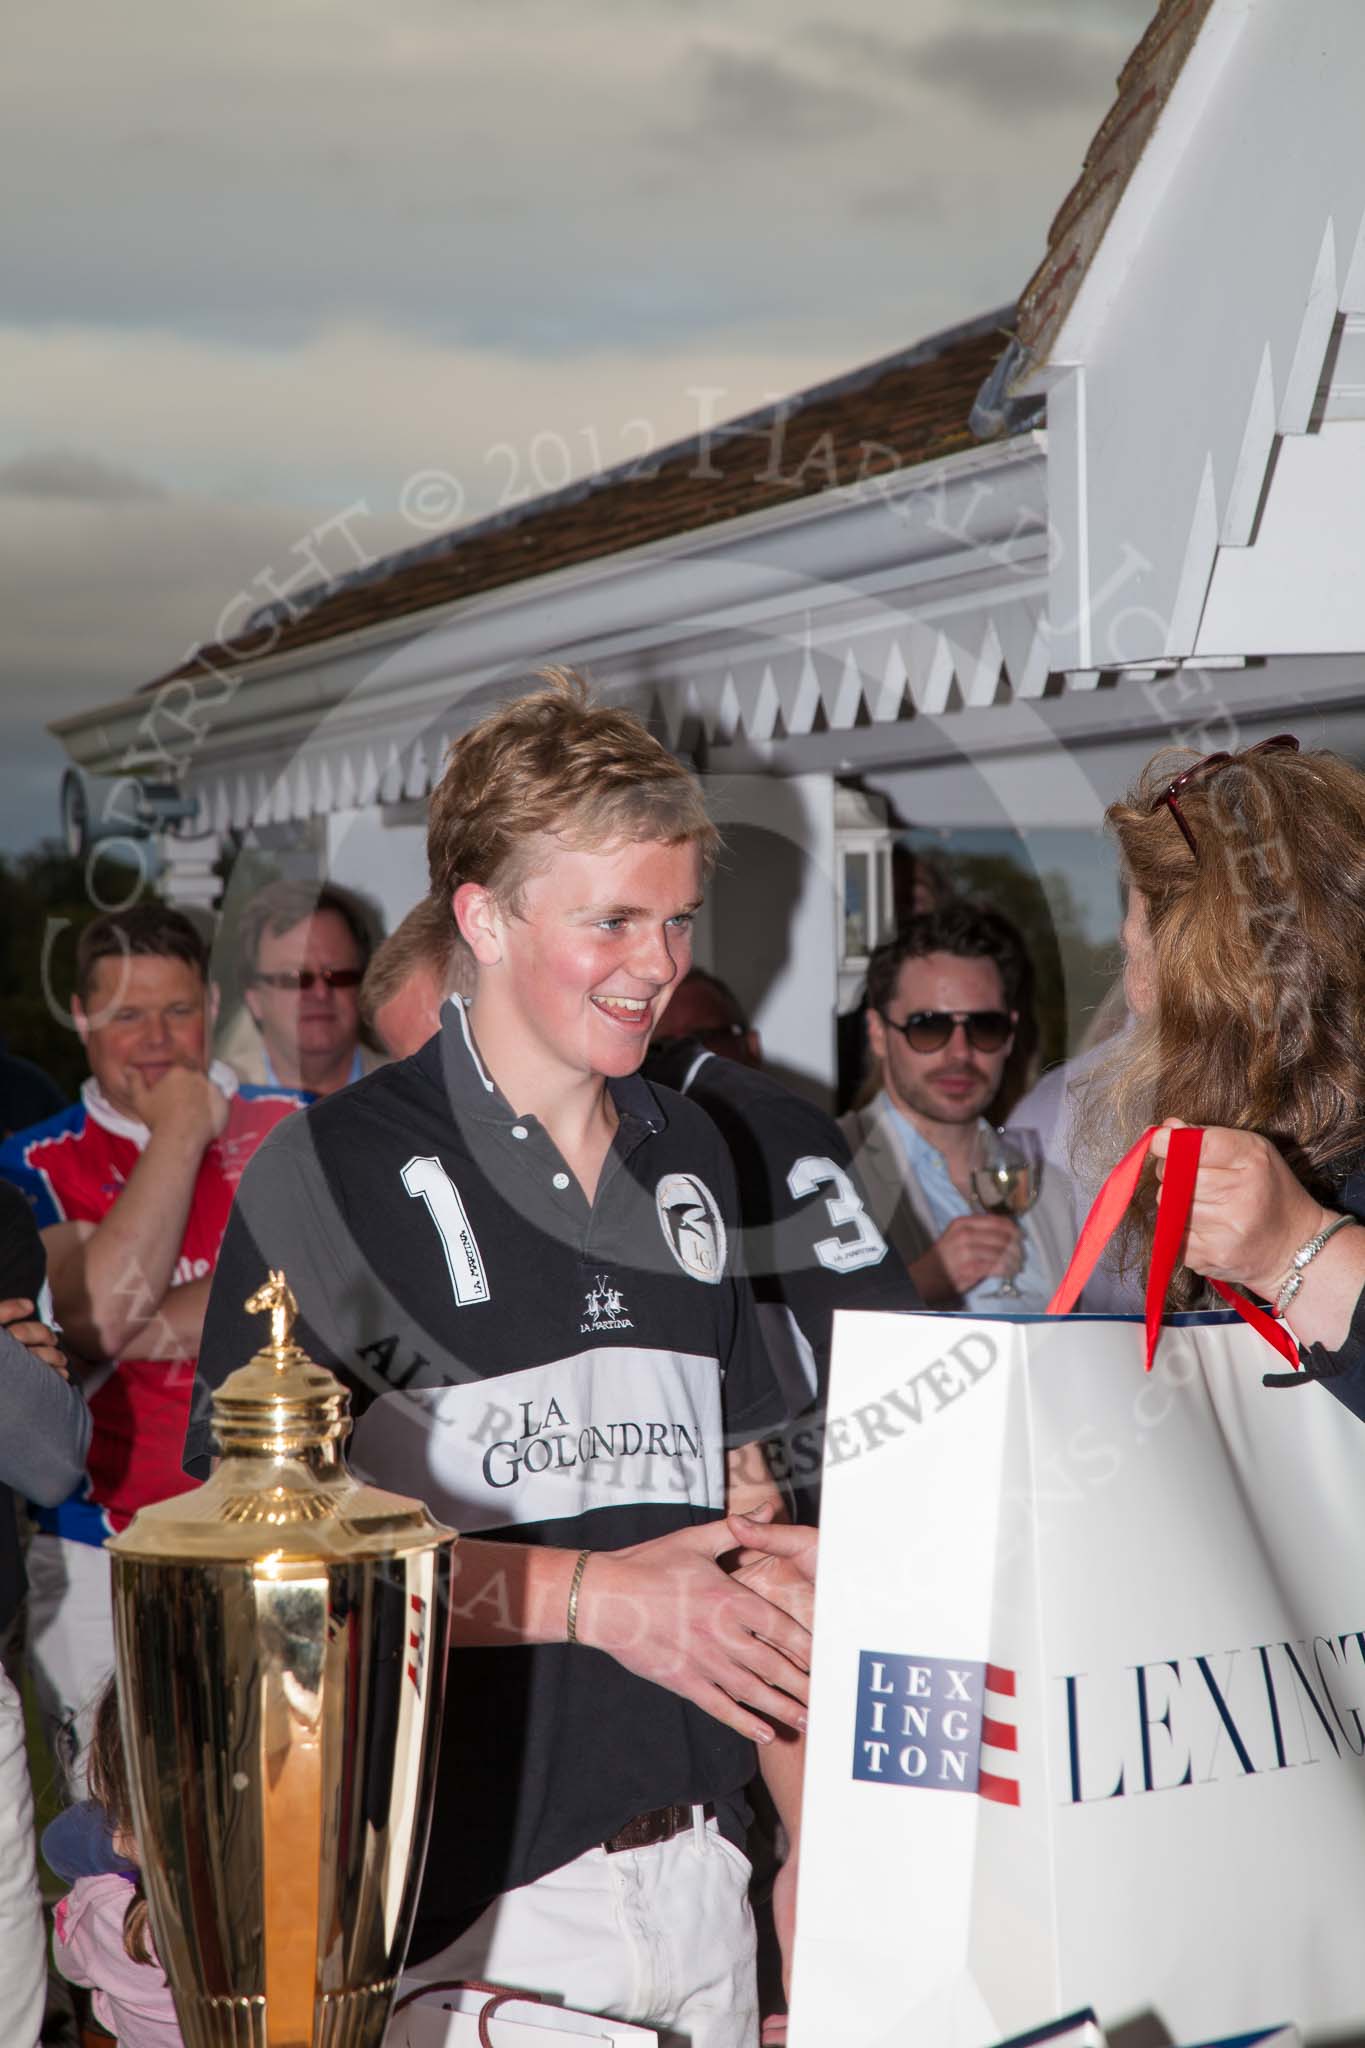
552, 1172, 570, 1190
511, 1125, 528, 1140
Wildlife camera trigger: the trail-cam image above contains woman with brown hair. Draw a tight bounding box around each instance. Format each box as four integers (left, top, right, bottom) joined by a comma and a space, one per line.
1077, 733, 1365, 1406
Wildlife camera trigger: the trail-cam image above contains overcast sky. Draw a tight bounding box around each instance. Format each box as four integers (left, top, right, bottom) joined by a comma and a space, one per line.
1, 0, 1152, 853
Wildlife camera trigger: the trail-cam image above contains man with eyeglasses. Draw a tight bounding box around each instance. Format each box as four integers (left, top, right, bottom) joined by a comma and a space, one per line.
841, 905, 1073, 1311
220, 878, 387, 1097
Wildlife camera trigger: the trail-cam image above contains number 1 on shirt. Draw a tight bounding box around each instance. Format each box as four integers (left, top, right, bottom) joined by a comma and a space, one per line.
401, 1155, 492, 1306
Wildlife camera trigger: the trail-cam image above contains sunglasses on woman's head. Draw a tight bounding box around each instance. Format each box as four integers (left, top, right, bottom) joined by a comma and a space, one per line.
1151, 734, 1300, 859
879, 1009, 1013, 1054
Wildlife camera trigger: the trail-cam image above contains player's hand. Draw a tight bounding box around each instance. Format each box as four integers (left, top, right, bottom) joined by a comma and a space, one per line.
1149, 1120, 1327, 1298
575, 1520, 811, 1744
0, 1298, 70, 1379
727, 1512, 818, 1635
127, 1063, 230, 1148
914, 1214, 1021, 1302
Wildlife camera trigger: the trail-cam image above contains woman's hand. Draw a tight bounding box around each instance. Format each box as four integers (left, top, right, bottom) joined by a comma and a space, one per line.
1148, 1121, 1326, 1298
1149, 1120, 1365, 1352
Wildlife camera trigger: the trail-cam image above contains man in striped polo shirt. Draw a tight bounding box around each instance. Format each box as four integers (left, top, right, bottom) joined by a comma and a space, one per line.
188, 673, 813, 2047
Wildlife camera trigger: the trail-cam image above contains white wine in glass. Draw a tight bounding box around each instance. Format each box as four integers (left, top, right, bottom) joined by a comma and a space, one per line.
969, 1126, 1043, 1300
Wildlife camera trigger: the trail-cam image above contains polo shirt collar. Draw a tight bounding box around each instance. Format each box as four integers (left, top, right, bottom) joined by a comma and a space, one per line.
433, 997, 665, 1136
81, 1059, 240, 1148
644, 1035, 714, 1097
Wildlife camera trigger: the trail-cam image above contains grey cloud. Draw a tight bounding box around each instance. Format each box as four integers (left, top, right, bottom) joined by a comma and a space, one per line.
0, 0, 1146, 857
805, 17, 1126, 120
965, 0, 1151, 20
914, 26, 1121, 117
849, 176, 942, 222
0, 449, 167, 503
0, 2, 1123, 356
0, 486, 410, 853
658, 46, 890, 150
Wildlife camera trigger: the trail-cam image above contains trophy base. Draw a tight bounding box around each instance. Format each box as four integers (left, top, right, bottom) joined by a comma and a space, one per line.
177, 1978, 396, 2047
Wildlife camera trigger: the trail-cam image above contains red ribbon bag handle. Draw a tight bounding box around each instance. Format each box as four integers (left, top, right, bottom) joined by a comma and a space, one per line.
1047, 1125, 1299, 1371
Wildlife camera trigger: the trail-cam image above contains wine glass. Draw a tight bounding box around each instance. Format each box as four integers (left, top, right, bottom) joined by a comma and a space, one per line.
969, 1126, 1043, 1300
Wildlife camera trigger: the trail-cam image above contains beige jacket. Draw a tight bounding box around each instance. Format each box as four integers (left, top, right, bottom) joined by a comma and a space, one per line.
215, 1005, 389, 1092
839, 1090, 1077, 1309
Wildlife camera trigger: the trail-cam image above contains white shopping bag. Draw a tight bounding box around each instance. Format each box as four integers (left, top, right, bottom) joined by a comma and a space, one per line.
788, 1299, 1365, 2048
387, 1981, 658, 2045
1181, 2031, 1301, 2048
991, 2007, 1105, 2048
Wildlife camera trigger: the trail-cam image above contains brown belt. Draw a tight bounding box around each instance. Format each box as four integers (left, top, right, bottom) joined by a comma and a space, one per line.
603, 1800, 716, 1854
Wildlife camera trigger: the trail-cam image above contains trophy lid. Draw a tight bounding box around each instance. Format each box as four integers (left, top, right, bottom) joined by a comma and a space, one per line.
108, 1270, 454, 1565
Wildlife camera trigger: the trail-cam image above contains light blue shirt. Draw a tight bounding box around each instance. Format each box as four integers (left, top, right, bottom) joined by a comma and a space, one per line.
261, 1044, 365, 1091
881, 1097, 1050, 1312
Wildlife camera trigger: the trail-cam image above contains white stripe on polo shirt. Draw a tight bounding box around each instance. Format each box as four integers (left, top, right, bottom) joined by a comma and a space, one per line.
350, 1344, 725, 1533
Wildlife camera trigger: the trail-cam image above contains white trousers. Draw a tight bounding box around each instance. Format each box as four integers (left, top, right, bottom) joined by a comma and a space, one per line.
0, 1667, 46, 2048
25, 1532, 116, 1795
398, 1812, 759, 2048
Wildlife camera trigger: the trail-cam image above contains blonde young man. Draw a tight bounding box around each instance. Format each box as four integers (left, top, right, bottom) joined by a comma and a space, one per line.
186, 674, 811, 2048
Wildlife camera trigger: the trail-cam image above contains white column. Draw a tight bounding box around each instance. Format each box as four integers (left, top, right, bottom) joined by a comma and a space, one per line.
324, 806, 429, 932
158, 830, 223, 912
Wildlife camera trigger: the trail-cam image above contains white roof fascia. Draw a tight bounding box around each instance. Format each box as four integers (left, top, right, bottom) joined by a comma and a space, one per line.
1026, 0, 1365, 673
1015, 0, 1254, 383
1196, 419, 1365, 655
708, 654, 1365, 821
54, 434, 1047, 781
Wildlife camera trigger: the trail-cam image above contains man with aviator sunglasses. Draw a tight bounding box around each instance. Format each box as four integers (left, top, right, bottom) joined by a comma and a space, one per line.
841, 905, 1073, 1310
220, 879, 388, 1097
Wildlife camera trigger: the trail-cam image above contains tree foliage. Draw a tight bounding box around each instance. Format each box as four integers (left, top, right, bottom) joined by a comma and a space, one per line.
0, 842, 144, 1099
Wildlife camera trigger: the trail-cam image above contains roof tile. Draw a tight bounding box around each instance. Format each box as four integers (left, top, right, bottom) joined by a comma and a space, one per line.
149, 312, 1014, 692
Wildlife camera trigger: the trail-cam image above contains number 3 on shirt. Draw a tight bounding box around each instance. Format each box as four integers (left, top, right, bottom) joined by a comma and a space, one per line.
787, 1154, 888, 1274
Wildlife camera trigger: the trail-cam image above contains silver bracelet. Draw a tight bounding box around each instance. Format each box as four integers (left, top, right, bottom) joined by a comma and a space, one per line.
565, 1548, 591, 1645
1274, 1213, 1357, 1317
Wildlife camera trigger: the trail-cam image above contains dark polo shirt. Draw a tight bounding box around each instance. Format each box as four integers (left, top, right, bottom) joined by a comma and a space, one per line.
645, 1039, 921, 1516
186, 998, 787, 1957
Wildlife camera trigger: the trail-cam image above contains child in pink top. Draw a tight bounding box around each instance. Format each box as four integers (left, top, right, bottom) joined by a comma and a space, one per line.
51, 1680, 182, 2048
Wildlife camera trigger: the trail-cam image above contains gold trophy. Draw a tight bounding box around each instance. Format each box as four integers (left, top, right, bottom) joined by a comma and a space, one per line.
107, 1272, 455, 2047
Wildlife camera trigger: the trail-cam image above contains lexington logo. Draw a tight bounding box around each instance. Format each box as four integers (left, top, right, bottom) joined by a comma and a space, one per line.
1062, 1627, 1365, 1802
852, 1651, 1020, 1805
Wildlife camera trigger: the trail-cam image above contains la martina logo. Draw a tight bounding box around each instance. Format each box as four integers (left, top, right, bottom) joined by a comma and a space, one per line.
581, 1273, 632, 1336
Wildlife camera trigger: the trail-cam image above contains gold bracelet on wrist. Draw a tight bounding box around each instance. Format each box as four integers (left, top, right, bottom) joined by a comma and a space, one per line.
565, 1548, 591, 1645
